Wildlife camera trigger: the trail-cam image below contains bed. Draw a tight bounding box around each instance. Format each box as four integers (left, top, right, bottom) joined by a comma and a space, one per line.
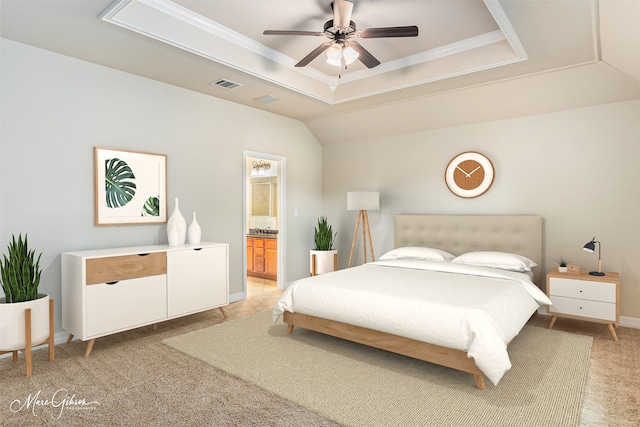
273, 215, 551, 389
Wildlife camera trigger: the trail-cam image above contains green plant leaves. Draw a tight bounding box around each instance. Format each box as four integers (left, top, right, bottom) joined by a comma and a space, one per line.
314, 216, 336, 251
142, 196, 160, 217
105, 158, 136, 209
0, 234, 42, 303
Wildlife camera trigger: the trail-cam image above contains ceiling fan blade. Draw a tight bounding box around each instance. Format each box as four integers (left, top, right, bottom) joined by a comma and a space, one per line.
295, 41, 333, 67
333, 0, 354, 29
359, 26, 419, 38
263, 30, 324, 36
349, 41, 380, 68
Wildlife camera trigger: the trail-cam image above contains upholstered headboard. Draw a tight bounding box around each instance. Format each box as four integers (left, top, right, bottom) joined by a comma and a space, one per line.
394, 215, 543, 286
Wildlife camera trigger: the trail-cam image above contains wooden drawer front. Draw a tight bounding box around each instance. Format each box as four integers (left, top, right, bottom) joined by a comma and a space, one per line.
548, 278, 615, 303
253, 238, 265, 247
549, 295, 616, 321
254, 247, 265, 256
86, 252, 166, 285
85, 275, 167, 337
265, 239, 277, 249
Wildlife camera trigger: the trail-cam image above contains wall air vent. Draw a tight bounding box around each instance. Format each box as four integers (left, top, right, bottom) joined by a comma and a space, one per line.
210, 78, 243, 90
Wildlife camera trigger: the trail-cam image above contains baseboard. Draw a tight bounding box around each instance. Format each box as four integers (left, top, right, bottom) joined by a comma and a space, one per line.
620, 316, 640, 329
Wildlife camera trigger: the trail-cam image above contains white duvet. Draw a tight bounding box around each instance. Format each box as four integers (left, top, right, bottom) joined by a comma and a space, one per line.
273, 259, 552, 385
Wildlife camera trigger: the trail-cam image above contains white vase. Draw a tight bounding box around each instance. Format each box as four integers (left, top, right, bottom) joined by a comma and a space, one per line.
188, 212, 202, 245
167, 197, 186, 247
0, 294, 50, 351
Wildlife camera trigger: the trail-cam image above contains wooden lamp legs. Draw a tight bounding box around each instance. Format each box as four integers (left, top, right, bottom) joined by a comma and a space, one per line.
348, 209, 375, 268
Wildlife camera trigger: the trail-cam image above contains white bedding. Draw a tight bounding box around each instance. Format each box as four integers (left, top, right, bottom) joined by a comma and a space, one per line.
273, 259, 552, 385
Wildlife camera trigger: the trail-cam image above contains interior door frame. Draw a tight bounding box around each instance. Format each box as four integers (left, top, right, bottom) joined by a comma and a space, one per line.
242, 150, 286, 294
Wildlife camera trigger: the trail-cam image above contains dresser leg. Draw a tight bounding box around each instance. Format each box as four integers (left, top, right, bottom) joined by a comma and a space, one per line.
548, 315, 557, 330
84, 339, 95, 358
219, 306, 227, 318
66, 334, 74, 344
607, 323, 619, 341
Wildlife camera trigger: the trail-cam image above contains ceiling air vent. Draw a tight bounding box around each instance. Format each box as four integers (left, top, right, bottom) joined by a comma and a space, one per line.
210, 78, 243, 90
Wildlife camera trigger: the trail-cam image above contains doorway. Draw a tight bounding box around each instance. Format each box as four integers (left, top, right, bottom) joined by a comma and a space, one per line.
243, 151, 286, 300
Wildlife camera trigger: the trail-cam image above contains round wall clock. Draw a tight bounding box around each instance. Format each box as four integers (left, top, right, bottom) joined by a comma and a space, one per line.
444, 152, 495, 198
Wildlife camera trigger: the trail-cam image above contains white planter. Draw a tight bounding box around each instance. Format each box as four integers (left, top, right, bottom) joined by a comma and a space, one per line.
310, 250, 338, 276
0, 294, 50, 351
558, 266, 568, 273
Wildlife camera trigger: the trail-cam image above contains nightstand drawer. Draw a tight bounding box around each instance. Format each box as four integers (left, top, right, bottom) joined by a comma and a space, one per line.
549, 295, 616, 321
548, 277, 616, 303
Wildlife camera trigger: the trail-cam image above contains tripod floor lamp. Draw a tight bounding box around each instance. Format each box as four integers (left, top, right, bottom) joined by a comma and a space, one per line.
347, 191, 380, 268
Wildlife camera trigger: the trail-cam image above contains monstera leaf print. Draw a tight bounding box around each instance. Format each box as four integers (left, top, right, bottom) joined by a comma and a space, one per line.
105, 158, 136, 208
142, 196, 160, 217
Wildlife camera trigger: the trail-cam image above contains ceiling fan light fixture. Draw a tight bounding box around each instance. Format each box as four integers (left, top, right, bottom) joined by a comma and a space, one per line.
343, 45, 359, 64
326, 43, 359, 67
326, 44, 343, 62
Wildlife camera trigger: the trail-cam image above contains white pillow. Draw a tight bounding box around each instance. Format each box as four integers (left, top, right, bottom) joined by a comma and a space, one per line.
451, 251, 537, 272
379, 247, 455, 262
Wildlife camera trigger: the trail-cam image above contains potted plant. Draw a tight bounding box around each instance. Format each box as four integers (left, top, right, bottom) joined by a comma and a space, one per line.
558, 257, 568, 273
310, 216, 338, 275
0, 234, 52, 362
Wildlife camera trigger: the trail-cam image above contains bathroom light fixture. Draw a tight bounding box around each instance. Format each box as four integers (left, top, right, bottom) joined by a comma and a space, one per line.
251, 160, 271, 176
583, 237, 605, 276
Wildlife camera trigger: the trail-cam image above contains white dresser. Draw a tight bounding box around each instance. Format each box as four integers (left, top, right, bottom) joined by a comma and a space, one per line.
62, 242, 228, 356
546, 268, 620, 341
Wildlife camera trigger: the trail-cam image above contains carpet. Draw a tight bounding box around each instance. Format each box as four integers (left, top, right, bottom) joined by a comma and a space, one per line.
163, 310, 593, 427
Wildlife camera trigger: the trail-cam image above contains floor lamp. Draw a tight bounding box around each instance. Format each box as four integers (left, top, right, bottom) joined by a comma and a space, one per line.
347, 191, 380, 267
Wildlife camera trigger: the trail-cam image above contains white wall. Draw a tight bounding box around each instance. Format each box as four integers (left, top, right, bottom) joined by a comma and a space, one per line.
323, 100, 640, 319
0, 39, 323, 333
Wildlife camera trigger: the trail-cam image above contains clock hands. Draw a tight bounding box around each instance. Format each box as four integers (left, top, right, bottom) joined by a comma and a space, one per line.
456, 166, 471, 177
456, 165, 481, 177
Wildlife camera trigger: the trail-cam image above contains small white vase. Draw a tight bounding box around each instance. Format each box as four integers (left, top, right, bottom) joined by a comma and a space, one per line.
188, 212, 202, 245
167, 197, 186, 246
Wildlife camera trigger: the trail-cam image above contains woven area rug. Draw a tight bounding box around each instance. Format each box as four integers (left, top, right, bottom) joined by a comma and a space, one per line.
163, 310, 592, 427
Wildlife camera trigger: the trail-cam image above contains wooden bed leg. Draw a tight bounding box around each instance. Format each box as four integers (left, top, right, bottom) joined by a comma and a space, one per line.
473, 374, 486, 390
84, 339, 95, 359
287, 324, 294, 334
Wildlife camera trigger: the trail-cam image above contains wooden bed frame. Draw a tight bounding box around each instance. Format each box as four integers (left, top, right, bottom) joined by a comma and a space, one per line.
283, 214, 543, 390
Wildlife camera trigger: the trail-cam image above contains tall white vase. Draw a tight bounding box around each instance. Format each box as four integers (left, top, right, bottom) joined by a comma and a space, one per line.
167, 197, 186, 246
188, 212, 202, 245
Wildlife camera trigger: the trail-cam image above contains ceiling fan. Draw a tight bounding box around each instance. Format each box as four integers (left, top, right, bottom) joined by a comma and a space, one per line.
263, 0, 418, 70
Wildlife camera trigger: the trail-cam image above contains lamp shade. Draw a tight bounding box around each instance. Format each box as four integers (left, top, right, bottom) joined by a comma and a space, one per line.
347, 192, 380, 211
583, 240, 596, 252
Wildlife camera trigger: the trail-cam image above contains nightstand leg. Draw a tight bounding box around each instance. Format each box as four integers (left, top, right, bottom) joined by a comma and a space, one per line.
548, 315, 557, 330
607, 323, 619, 341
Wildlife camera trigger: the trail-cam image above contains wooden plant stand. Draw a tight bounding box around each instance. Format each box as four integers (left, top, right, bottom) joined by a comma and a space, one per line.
0, 299, 55, 377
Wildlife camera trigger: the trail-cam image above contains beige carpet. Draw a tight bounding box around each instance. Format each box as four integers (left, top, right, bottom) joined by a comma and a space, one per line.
163, 310, 593, 427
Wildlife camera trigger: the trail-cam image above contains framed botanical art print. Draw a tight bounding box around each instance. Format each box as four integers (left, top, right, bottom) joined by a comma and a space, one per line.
94, 147, 167, 225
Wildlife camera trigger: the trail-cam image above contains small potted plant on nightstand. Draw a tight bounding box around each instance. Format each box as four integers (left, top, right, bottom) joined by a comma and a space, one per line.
310, 216, 338, 276
557, 258, 568, 273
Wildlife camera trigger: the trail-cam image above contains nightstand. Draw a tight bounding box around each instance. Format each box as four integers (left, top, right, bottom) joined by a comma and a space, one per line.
546, 268, 620, 341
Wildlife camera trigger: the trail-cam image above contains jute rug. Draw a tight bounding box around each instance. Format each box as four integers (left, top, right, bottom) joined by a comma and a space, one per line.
163, 310, 593, 427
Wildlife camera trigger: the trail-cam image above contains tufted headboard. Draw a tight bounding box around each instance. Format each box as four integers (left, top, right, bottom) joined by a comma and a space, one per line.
394, 215, 543, 286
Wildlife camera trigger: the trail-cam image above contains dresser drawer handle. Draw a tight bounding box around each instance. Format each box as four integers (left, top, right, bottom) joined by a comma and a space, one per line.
193, 248, 202, 251
106, 281, 120, 285
138, 253, 150, 257
579, 290, 583, 293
